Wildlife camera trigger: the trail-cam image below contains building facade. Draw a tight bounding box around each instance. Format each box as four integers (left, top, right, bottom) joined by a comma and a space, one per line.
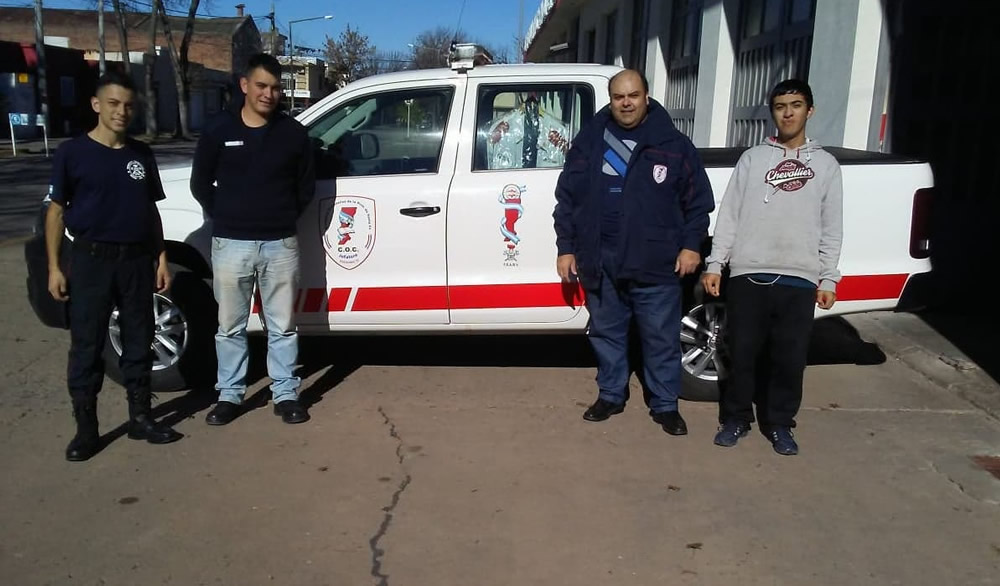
524, 0, 887, 151
276, 55, 327, 110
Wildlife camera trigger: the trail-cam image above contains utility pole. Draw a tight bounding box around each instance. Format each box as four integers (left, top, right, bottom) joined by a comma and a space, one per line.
270, 1, 276, 54
33, 0, 48, 136
98, 0, 106, 74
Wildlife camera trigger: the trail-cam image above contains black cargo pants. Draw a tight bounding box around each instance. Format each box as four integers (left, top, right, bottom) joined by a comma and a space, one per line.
67, 239, 154, 404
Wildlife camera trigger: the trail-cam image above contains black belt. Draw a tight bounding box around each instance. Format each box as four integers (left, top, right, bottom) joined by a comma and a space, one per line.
72, 238, 151, 260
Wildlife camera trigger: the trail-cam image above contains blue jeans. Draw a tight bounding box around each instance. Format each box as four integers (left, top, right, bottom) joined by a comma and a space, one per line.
585, 268, 683, 413
212, 236, 300, 405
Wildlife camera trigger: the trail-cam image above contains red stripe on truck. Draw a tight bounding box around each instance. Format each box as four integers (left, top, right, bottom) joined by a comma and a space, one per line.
351, 286, 449, 311
449, 282, 585, 309
277, 274, 911, 314
836, 274, 908, 301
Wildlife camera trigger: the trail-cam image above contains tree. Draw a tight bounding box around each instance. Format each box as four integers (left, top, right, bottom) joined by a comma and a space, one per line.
156, 0, 200, 138
410, 26, 461, 70
324, 25, 376, 88
110, 0, 131, 76
369, 50, 411, 75
144, 0, 159, 137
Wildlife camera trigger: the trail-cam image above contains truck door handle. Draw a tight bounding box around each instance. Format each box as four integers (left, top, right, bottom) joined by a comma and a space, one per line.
399, 206, 441, 217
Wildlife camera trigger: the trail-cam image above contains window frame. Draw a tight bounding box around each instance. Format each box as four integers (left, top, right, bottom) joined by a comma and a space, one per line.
306, 85, 457, 179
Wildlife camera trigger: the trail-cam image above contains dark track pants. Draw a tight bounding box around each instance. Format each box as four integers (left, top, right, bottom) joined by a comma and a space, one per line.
721, 275, 815, 428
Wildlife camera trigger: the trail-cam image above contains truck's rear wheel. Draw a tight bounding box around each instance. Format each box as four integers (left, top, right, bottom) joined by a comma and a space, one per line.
679, 301, 725, 402
102, 271, 217, 393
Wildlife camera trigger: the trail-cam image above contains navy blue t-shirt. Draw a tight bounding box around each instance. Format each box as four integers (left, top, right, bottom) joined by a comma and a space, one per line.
600, 122, 642, 248
49, 135, 165, 243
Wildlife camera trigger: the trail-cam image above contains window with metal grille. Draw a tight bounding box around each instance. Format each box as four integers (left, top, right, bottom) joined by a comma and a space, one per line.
604, 11, 617, 65
666, 0, 704, 138
728, 0, 816, 147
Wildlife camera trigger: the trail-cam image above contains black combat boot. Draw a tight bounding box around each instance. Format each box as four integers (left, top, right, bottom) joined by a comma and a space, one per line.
65, 400, 100, 462
126, 389, 183, 445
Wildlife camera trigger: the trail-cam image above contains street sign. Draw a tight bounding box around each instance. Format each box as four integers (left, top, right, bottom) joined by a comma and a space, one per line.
8, 113, 46, 127
7, 113, 49, 157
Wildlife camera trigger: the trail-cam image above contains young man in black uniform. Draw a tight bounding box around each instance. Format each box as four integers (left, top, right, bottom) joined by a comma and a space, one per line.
47, 72, 183, 462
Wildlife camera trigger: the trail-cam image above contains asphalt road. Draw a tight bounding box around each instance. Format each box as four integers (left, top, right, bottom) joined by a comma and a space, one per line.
1, 238, 998, 585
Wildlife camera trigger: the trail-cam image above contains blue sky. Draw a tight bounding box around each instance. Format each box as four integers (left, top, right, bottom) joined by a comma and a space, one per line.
37, 0, 535, 59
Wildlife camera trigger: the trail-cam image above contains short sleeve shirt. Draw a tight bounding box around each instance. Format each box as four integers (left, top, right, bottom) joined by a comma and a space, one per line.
49, 135, 165, 243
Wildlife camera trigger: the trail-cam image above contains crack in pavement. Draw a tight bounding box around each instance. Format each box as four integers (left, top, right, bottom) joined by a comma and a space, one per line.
929, 460, 974, 500
369, 406, 413, 586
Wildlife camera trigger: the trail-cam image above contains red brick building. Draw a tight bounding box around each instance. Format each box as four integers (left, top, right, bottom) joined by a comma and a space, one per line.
0, 7, 262, 133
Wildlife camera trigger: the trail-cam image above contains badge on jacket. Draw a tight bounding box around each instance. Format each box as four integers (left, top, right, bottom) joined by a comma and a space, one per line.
653, 164, 668, 184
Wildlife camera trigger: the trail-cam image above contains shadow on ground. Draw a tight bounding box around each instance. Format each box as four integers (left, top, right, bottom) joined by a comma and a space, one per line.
917, 310, 998, 385
89, 316, 885, 453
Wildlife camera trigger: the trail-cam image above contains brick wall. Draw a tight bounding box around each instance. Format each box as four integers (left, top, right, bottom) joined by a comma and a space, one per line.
0, 9, 258, 75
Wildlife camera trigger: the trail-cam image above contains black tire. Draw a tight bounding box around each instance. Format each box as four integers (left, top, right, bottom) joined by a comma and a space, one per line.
102, 271, 217, 393
680, 369, 721, 402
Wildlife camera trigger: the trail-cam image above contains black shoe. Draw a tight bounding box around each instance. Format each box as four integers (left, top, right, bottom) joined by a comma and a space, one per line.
714, 420, 752, 447
274, 399, 309, 424
651, 410, 688, 436
766, 426, 799, 456
127, 415, 183, 444
205, 401, 241, 426
582, 398, 625, 422
65, 430, 100, 461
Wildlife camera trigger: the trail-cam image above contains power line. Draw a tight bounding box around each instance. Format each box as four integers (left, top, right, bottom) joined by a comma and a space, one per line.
114, 0, 216, 19
453, 0, 467, 39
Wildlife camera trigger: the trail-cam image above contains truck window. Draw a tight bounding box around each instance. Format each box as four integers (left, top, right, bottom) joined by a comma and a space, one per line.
474, 83, 594, 172
308, 87, 455, 179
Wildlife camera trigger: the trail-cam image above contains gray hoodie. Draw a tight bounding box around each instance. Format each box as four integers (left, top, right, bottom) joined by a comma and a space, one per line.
705, 137, 843, 292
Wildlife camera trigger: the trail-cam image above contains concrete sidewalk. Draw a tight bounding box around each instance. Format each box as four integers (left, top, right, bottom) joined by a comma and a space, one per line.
848, 311, 1000, 420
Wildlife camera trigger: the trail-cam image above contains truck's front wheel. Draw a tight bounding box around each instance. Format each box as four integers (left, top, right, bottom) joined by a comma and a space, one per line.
679, 301, 725, 402
102, 271, 217, 393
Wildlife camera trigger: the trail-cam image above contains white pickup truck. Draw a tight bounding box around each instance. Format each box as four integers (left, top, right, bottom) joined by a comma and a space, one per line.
25, 48, 934, 400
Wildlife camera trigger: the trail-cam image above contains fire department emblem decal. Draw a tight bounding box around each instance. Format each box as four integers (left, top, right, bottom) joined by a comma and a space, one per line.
652, 164, 668, 184
765, 159, 815, 192
126, 160, 146, 181
499, 184, 525, 266
320, 196, 376, 270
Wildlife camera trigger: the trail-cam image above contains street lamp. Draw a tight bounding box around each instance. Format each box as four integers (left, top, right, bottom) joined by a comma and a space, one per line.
288, 14, 333, 109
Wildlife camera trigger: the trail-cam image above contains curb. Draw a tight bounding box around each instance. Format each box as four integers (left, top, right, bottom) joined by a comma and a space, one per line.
846, 312, 1000, 421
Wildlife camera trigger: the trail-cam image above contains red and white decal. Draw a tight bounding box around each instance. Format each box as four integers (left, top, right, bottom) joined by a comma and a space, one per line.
498, 184, 525, 267
321, 196, 376, 270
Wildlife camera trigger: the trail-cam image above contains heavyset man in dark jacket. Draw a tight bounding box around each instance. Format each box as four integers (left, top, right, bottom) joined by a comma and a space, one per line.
554, 69, 715, 435
191, 54, 316, 426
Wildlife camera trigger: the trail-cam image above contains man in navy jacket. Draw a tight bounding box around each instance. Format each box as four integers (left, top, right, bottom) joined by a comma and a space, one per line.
191, 54, 316, 426
553, 69, 714, 434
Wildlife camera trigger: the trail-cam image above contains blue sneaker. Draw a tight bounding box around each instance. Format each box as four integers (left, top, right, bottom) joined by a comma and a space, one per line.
713, 420, 751, 447
767, 426, 799, 456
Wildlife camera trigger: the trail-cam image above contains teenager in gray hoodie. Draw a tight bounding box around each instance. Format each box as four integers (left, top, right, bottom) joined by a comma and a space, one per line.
701, 79, 843, 456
